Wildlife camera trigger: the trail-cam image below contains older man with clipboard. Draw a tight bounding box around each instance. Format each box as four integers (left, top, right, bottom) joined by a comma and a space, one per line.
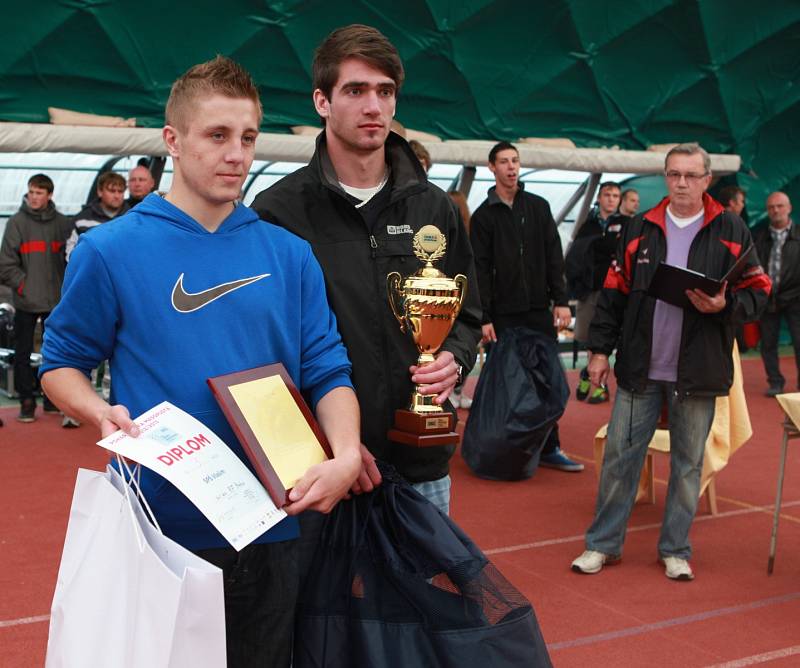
571, 143, 771, 582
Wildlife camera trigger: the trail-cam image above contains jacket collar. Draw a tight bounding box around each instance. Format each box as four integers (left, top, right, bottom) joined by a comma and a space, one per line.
486, 182, 525, 207
643, 192, 724, 233
311, 130, 427, 201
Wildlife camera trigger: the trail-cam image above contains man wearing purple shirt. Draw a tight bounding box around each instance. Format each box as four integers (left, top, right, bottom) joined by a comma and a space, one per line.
570, 143, 771, 581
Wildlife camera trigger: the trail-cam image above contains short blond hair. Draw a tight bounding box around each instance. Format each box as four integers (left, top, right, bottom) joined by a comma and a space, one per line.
165, 55, 263, 131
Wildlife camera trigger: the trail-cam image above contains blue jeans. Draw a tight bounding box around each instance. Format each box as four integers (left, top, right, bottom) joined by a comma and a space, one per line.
585, 382, 715, 560
411, 474, 451, 515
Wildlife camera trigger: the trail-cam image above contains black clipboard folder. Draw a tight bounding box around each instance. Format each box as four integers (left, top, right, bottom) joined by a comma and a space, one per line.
646, 245, 754, 310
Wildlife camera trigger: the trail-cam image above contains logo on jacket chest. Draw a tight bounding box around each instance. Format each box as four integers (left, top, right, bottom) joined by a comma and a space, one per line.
171, 272, 271, 313
387, 224, 413, 235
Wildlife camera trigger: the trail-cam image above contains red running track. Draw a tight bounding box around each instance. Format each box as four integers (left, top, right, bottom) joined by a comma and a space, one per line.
1, 356, 799, 667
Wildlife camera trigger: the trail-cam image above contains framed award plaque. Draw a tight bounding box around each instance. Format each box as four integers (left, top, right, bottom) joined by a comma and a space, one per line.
208, 363, 332, 508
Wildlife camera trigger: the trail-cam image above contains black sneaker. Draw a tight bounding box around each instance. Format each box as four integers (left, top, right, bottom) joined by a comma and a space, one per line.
17, 398, 36, 423
765, 384, 784, 397
43, 397, 60, 413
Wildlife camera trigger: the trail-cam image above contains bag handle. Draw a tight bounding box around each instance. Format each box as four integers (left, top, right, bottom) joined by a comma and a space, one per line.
115, 455, 164, 540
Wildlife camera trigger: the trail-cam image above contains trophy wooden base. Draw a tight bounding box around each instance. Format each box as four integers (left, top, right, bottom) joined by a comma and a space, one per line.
387, 409, 460, 447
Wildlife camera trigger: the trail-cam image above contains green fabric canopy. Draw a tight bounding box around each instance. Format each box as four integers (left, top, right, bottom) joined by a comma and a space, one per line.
1, 1, 798, 222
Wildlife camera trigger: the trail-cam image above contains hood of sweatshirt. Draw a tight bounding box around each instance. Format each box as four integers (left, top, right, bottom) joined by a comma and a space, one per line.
133, 193, 258, 235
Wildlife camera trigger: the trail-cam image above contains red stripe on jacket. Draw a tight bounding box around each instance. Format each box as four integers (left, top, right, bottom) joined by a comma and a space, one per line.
20, 240, 47, 254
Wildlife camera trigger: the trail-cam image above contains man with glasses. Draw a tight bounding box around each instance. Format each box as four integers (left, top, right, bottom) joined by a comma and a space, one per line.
571, 143, 770, 581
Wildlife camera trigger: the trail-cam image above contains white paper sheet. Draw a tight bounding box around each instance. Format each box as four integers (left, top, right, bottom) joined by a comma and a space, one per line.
98, 401, 286, 550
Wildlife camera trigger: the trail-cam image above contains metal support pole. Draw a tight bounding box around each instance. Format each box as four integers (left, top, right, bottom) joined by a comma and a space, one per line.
768, 420, 797, 574
570, 172, 601, 240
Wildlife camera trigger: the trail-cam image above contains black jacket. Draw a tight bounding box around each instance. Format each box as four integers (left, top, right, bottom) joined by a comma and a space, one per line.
589, 194, 771, 397
753, 220, 800, 310
251, 132, 482, 483
469, 185, 567, 324
565, 209, 629, 299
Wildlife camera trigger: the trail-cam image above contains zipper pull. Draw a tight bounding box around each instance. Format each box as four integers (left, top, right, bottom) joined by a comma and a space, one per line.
369, 235, 378, 257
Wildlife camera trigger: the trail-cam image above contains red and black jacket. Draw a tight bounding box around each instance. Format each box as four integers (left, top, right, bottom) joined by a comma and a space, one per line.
588, 193, 771, 397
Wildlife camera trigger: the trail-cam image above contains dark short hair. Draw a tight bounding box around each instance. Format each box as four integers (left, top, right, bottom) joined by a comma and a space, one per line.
28, 173, 54, 193
97, 171, 126, 191
313, 24, 404, 100
717, 185, 745, 207
598, 181, 621, 195
488, 141, 518, 164
621, 188, 638, 199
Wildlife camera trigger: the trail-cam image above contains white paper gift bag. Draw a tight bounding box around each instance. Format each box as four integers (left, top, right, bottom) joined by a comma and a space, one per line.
45, 465, 226, 668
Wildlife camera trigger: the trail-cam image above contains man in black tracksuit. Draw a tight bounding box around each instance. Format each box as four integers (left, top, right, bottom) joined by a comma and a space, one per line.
252, 25, 481, 515
571, 143, 771, 581
469, 141, 583, 473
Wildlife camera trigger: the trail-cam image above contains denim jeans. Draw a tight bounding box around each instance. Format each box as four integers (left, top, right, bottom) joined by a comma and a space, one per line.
411, 474, 451, 515
759, 303, 800, 389
585, 382, 715, 560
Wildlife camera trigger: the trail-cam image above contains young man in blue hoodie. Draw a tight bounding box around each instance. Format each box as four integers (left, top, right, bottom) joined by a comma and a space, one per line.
40, 56, 361, 668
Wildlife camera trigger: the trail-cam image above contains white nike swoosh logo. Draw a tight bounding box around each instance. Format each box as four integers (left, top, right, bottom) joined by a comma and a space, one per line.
171, 272, 270, 313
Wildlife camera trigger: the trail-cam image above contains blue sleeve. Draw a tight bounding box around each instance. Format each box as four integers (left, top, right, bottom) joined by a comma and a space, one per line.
298, 244, 353, 408
40, 238, 118, 376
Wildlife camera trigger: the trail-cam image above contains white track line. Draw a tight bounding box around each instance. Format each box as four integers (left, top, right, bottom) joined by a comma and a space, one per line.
548, 592, 800, 651
704, 644, 800, 667
0, 614, 49, 629
485, 499, 800, 555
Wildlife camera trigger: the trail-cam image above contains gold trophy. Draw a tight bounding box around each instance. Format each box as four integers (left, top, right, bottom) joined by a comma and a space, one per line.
387, 225, 467, 447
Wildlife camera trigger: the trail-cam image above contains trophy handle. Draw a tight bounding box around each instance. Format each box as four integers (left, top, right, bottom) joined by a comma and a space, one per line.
386, 271, 406, 332
454, 274, 468, 314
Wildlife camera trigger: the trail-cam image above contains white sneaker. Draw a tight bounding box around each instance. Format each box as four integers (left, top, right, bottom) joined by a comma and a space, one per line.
662, 556, 694, 581
62, 415, 81, 429
571, 550, 618, 574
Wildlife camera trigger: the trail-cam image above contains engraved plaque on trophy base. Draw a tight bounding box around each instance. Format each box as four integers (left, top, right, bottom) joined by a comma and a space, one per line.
388, 409, 460, 447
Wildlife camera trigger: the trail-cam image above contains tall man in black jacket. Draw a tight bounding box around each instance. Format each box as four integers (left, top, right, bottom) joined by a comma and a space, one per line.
571, 143, 771, 581
755, 192, 799, 395
470, 141, 583, 473
252, 25, 482, 515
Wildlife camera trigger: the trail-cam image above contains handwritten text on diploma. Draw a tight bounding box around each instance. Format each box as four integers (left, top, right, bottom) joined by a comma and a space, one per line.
99, 401, 286, 550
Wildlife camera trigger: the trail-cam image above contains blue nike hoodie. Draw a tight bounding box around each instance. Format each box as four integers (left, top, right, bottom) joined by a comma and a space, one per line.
42, 193, 353, 549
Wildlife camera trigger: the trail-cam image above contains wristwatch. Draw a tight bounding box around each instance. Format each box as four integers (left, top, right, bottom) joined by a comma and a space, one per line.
455, 363, 464, 385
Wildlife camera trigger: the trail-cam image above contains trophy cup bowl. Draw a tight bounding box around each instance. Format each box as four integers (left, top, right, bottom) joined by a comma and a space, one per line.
386, 225, 467, 447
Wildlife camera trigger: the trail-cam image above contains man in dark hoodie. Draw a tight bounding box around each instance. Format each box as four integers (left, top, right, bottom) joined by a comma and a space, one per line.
65, 171, 128, 260
0, 173, 72, 422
